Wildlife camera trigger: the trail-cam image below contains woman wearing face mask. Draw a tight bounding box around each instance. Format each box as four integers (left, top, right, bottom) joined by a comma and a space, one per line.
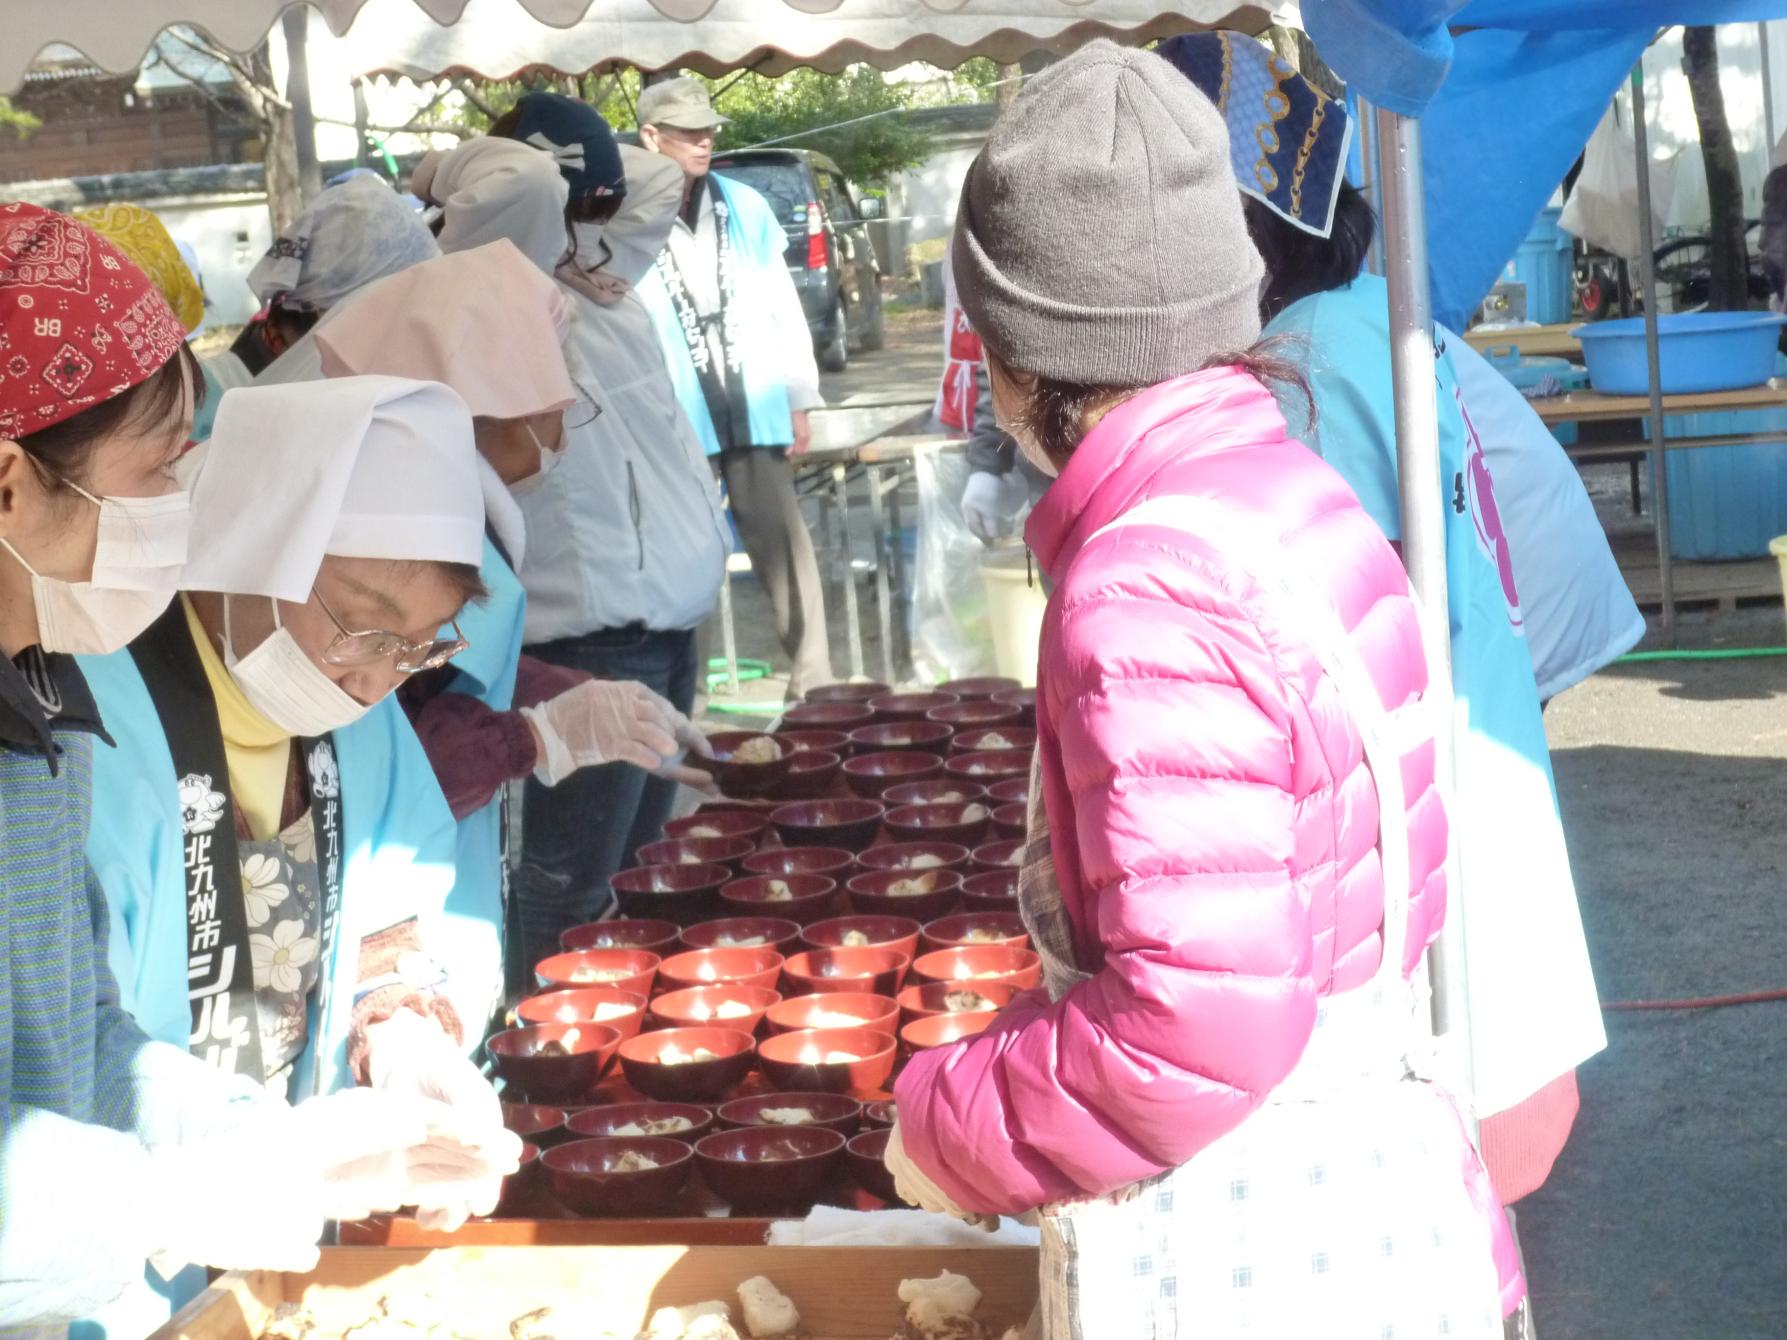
80, 376, 521, 1251
1159, 33, 1609, 1220
305, 238, 715, 1012
884, 46, 1519, 1335
417, 134, 729, 966
0, 208, 484, 1338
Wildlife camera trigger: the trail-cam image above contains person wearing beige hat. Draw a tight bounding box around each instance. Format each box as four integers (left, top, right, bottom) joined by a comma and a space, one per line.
885, 40, 1517, 1337
637, 75, 835, 699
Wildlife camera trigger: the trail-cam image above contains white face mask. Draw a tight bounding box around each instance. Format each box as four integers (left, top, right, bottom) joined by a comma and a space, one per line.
221, 595, 371, 738
83, 483, 191, 591
508, 421, 565, 499
0, 478, 191, 655
0, 538, 175, 655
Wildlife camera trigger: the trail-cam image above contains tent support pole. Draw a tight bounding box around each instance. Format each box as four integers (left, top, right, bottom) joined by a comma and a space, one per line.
1631, 66, 1676, 644
1375, 106, 1474, 1113
1763, 23, 1777, 153
1358, 95, 1385, 276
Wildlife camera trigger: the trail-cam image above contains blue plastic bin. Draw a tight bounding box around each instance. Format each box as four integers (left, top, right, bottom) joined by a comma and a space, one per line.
1504, 206, 1574, 325
1575, 311, 1787, 395
1658, 353, 1787, 560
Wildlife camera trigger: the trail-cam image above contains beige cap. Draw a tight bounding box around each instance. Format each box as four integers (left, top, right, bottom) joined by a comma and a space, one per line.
637, 75, 728, 131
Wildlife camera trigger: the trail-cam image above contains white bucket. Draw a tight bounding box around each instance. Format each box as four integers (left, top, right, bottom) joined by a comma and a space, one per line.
978, 544, 1047, 687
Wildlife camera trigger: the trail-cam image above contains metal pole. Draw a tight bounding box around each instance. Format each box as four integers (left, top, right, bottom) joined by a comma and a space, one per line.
1763, 23, 1777, 156
1631, 65, 1676, 644
1358, 95, 1386, 276
280, 8, 323, 203
1375, 106, 1474, 1106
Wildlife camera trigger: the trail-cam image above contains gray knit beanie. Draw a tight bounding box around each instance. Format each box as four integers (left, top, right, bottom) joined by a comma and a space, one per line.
953, 40, 1264, 385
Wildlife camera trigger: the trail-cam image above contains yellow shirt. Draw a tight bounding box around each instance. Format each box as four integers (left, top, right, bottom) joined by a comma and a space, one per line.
181, 595, 294, 841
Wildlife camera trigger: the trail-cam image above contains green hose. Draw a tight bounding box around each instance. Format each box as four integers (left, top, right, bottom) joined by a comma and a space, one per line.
704, 699, 788, 715
1615, 647, 1787, 663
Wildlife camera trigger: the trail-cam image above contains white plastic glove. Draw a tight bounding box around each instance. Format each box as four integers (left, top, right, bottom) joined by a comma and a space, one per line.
145, 1085, 481, 1277
521, 679, 679, 784
365, 1008, 523, 1231
960, 470, 1030, 544
651, 691, 721, 794
884, 1122, 997, 1231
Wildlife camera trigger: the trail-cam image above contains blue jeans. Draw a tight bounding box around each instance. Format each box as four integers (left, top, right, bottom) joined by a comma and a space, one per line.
513, 626, 698, 989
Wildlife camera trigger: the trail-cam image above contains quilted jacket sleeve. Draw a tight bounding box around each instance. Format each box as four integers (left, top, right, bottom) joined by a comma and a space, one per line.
894, 568, 1321, 1214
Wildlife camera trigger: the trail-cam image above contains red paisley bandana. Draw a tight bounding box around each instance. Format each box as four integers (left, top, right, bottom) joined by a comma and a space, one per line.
0, 202, 187, 439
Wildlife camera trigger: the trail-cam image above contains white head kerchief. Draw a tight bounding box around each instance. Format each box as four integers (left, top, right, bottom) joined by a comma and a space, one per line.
247, 174, 440, 311
183, 376, 485, 602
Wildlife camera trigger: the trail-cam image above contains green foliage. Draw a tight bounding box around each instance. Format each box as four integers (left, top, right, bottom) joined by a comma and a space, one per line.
946, 58, 1004, 103
0, 96, 40, 139
452, 60, 1002, 185
711, 66, 934, 185
449, 71, 642, 135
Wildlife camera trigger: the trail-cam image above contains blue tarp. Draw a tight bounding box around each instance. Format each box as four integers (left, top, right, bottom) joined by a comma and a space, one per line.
1302, 0, 1787, 327
1422, 28, 1650, 328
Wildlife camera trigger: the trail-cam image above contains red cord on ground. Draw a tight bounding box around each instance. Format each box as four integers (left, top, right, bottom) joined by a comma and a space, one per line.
1602, 987, 1787, 1012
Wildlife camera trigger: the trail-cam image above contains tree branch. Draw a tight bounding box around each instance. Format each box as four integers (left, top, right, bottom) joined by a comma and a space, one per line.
165, 29, 290, 114
143, 49, 245, 122
455, 78, 498, 120
314, 114, 473, 140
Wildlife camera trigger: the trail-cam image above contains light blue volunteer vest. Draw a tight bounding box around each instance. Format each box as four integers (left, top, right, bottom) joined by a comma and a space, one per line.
1268, 275, 1601, 1116
430, 534, 527, 1040
76, 630, 459, 1335
1267, 273, 1557, 803
638, 173, 797, 457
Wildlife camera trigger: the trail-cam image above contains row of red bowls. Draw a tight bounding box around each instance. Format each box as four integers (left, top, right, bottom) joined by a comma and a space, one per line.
693, 675, 1034, 801
700, 739, 1031, 807
516, 969, 1022, 1048
611, 847, 1020, 927
494, 941, 1039, 1090
490, 1008, 1003, 1114
509, 1118, 898, 1218
559, 906, 1024, 966
666, 777, 1026, 848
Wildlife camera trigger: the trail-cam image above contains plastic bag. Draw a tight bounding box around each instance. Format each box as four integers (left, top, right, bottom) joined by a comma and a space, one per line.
909, 442, 999, 683
1559, 103, 1674, 261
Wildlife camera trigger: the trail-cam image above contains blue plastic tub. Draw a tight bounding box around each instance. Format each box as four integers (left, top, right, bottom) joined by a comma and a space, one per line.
1574, 311, 1787, 395
1504, 206, 1575, 325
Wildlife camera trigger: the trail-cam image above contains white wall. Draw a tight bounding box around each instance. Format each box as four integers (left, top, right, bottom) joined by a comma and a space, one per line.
893, 139, 980, 250
1629, 22, 1787, 235
158, 196, 272, 327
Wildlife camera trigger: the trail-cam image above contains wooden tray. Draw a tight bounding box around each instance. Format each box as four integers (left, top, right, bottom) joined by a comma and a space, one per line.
153, 1245, 1039, 1339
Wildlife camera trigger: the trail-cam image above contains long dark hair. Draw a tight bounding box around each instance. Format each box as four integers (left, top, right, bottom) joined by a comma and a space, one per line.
1245, 181, 1378, 324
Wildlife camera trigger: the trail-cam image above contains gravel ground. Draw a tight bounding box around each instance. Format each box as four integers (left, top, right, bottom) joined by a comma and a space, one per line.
1519, 651, 1787, 1340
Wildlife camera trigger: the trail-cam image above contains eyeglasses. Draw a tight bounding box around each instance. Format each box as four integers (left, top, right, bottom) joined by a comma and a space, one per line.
313, 588, 467, 673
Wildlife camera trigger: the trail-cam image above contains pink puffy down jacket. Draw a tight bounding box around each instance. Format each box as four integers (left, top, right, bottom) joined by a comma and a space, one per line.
896, 367, 1502, 1259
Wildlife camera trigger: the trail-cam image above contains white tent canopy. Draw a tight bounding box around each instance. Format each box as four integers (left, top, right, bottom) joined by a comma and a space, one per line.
5, 0, 1275, 91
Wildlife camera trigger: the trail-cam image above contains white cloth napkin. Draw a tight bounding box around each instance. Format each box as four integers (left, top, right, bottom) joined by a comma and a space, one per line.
766, 1206, 1040, 1249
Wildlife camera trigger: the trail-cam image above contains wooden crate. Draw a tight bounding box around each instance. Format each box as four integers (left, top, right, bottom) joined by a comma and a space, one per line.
152, 1245, 1040, 1340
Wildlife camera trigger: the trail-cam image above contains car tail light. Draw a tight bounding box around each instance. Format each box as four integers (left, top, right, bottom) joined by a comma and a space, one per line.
806, 201, 828, 270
